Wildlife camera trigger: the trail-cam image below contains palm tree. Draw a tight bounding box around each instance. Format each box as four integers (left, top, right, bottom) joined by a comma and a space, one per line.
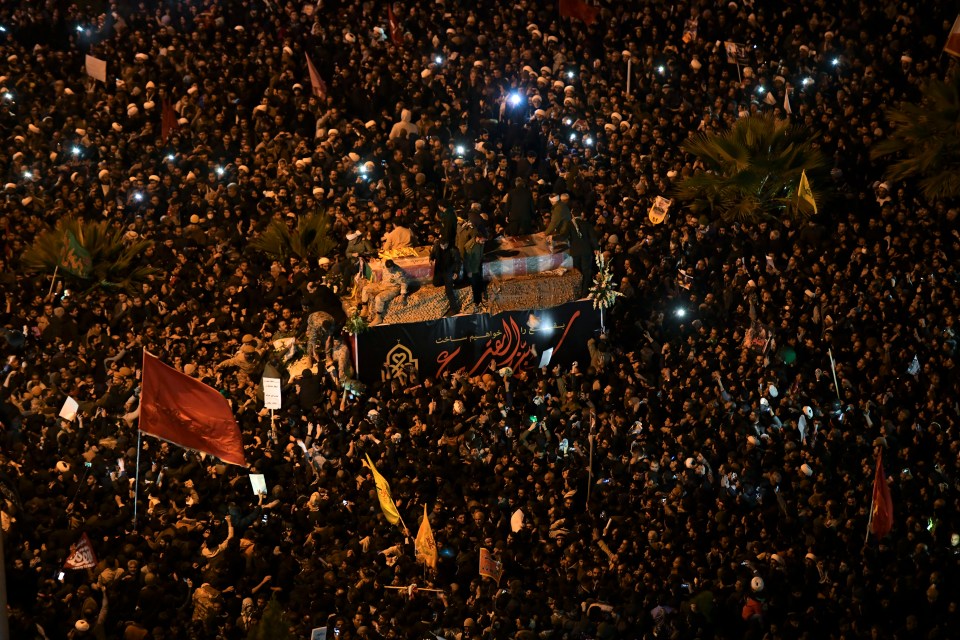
871, 71, 960, 202
20, 218, 156, 291
249, 210, 336, 261
675, 114, 827, 224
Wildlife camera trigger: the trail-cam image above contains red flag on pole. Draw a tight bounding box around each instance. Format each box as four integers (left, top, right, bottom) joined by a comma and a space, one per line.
945, 15, 960, 58
869, 453, 894, 538
161, 99, 179, 143
559, 0, 599, 25
305, 53, 327, 99
64, 532, 98, 570
387, 3, 401, 45
139, 350, 247, 466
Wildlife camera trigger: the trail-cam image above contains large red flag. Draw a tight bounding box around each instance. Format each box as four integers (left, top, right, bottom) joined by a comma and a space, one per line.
140, 350, 247, 466
305, 53, 327, 99
945, 15, 960, 58
559, 0, 599, 25
869, 453, 893, 538
161, 99, 179, 143
387, 3, 401, 46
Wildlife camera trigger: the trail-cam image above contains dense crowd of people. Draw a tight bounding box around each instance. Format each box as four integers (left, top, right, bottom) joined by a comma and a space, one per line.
2, 0, 960, 638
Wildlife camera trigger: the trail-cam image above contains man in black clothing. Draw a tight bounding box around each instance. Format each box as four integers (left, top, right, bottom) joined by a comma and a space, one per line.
567, 210, 600, 296
505, 177, 536, 236
430, 239, 463, 315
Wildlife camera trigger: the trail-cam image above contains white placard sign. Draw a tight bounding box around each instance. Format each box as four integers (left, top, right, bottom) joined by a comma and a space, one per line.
249, 473, 267, 496
59, 396, 79, 421
539, 348, 554, 369
263, 377, 282, 410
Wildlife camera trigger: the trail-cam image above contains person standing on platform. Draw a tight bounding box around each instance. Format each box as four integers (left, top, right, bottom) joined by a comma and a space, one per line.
439, 202, 458, 247
567, 208, 600, 296
505, 177, 536, 236
545, 193, 571, 238
463, 229, 488, 313
430, 237, 463, 316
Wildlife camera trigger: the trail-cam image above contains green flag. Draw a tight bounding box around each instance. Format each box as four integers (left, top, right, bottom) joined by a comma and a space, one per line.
61, 230, 92, 278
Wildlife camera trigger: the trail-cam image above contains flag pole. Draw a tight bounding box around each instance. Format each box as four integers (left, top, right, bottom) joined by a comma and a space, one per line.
46, 264, 60, 300
828, 348, 841, 402
0, 526, 9, 640
133, 429, 142, 530
586, 412, 595, 509
626, 57, 632, 96
864, 458, 876, 547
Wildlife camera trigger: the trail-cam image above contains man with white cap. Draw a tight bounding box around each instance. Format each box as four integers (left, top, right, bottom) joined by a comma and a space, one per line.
544, 193, 571, 237
798, 405, 815, 445
70, 583, 108, 639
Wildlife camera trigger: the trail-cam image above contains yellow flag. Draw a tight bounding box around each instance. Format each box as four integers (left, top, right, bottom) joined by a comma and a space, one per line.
363, 454, 401, 525
798, 170, 817, 214
415, 504, 437, 569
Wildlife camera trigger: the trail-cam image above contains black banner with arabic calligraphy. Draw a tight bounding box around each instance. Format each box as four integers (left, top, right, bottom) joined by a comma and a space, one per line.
354, 300, 600, 383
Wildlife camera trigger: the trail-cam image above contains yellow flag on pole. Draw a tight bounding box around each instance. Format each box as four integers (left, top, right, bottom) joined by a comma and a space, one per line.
415, 504, 438, 569
798, 170, 817, 214
363, 454, 401, 525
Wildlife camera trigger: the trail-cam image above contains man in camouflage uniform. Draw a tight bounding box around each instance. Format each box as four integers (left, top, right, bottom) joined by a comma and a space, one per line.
305, 310, 335, 366
361, 259, 408, 326
214, 344, 259, 386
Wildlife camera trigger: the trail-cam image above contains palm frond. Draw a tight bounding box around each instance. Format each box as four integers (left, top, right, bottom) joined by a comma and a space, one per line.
872, 70, 960, 201
20, 218, 157, 291
249, 211, 335, 261
674, 114, 827, 224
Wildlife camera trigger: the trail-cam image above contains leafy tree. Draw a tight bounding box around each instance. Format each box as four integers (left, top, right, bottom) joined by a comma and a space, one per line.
246, 597, 295, 640
249, 210, 336, 261
20, 218, 156, 291
675, 114, 827, 224
871, 71, 960, 202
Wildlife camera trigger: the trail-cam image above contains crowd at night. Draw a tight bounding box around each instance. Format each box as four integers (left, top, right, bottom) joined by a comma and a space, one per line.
2, 1, 960, 639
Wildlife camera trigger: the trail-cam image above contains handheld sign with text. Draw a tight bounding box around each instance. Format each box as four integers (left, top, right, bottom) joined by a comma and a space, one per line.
263, 377, 282, 410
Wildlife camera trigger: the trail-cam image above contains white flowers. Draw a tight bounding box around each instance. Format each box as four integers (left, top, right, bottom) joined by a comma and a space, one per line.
588, 253, 624, 310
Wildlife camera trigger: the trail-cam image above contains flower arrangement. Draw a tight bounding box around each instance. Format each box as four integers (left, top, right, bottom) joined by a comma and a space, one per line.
588, 253, 624, 310
344, 310, 369, 335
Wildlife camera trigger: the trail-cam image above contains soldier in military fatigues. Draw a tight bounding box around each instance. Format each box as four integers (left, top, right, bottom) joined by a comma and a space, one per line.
305, 310, 335, 366
361, 260, 408, 325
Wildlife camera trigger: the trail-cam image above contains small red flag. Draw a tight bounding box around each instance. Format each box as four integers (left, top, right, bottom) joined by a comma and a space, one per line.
559, 0, 599, 25
945, 15, 960, 58
64, 532, 98, 570
161, 99, 179, 143
139, 350, 247, 467
870, 454, 893, 538
387, 3, 401, 46
305, 53, 327, 99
